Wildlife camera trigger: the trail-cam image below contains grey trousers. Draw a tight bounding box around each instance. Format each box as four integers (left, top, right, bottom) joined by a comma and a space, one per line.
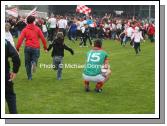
53, 56, 63, 80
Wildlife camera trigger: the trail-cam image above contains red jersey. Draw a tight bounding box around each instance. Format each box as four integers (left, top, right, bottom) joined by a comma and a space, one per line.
16, 23, 47, 50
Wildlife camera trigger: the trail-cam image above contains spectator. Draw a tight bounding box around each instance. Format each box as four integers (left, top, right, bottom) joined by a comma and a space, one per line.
15, 17, 27, 37
5, 39, 21, 113
57, 16, 68, 37
5, 23, 15, 47
42, 20, 48, 38
48, 15, 57, 41
16, 16, 48, 80
147, 23, 155, 42
68, 20, 77, 41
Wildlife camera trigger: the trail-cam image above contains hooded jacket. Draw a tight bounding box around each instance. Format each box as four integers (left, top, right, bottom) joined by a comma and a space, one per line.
147, 24, 155, 36
16, 23, 47, 50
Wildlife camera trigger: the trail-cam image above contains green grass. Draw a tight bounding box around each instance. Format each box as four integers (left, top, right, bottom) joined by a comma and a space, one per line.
6, 38, 155, 114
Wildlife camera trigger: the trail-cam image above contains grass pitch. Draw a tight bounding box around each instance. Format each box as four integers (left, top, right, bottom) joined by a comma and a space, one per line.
6, 38, 155, 114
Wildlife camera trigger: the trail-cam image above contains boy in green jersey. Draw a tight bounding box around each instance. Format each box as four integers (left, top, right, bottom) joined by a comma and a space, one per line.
83, 39, 111, 93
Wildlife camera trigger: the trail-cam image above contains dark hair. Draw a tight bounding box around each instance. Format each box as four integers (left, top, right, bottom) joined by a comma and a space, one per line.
56, 32, 64, 39
54, 32, 64, 45
27, 15, 35, 24
94, 39, 102, 48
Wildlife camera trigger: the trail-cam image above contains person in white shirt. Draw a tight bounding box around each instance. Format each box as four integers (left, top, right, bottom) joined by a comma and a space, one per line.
76, 18, 81, 40
124, 25, 134, 46
82, 18, 87, 25
126, 26, 134, 37
131, 27, 144, 54
57, 16, 67, 37
116, 21, 122, 37
48, 15, 57, 41
5, 23, 15, 47
111, 21, 117, 40
79, 24, 86, 47
42, 21, 48, 38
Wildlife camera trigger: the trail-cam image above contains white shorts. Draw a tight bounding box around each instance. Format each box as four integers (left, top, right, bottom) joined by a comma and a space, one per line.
82, 73, 105, 82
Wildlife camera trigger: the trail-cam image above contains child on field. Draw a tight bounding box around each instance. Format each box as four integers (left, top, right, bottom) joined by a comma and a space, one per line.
131, 27, 144, 54
47, 32, 74, 80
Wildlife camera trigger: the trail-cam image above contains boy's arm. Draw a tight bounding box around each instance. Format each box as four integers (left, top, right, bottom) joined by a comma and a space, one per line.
119, 32, 123, 39
64, 44, 74, 55
131, 33, 134, 40
7, 41, 21, 74
104, 57, 112, 75
140, 32, 144, 40
104, 58, 110, 69
16, 29, 25, 51
47, 43, 53, 51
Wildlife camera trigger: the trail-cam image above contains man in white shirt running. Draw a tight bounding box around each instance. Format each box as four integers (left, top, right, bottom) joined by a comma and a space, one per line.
57, 16, 68, 37
48, 14, 57, 41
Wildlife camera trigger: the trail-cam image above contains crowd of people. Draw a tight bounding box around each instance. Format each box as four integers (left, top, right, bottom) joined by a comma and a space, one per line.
6, 13, 155, 45
5, 12, 155, 114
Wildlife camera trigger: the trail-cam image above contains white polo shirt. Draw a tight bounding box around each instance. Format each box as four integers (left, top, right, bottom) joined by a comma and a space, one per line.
48, 18, 57, 28
131, 31, 143, 43
81, 26, 85, 33
126, 27, 134, 37
77, 21, 81, 30
58, 19, 67, 29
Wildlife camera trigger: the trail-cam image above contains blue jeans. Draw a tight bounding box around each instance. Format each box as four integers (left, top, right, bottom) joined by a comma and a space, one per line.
53, 56, 63, 80
71, 31, 76, 40
124, 36, 131, 44
111, 31, 116, 40
24, 47, 40, 79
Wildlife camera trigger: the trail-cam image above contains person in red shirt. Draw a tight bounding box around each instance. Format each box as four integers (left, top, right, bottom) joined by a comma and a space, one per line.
16, 15, 47, 80
147, 23, 155, 42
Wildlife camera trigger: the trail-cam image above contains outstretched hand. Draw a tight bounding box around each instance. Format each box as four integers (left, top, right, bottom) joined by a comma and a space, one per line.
9, 72, 17, 81
71, 50, 74, 55
16, 48, 19, 52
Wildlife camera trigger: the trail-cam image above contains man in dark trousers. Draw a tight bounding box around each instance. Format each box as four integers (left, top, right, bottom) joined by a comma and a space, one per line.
79, 24, 92, 47
16, 15, 47, 80
5, 39, 21, 114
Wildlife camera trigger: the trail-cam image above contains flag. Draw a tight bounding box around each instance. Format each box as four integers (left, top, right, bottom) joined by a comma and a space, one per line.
6, 7, 18, 17
27, 7, 38, 17
76, 5, 91, 15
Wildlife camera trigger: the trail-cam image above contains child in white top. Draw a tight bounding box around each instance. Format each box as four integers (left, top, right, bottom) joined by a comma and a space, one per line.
131, 27, 144, 54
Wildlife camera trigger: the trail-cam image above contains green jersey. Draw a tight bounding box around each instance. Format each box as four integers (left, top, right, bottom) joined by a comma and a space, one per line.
84, 49, 108, 76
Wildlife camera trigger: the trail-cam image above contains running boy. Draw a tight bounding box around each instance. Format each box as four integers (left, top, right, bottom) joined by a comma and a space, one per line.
131, 27, 144, 54
47, 32, 74, 80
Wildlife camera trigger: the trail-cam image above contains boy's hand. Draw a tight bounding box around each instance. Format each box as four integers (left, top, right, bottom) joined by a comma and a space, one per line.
71, 50, 74, 55
45, 50, 48, 53
9, 72, 17, 81
16, 48, 19, 52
